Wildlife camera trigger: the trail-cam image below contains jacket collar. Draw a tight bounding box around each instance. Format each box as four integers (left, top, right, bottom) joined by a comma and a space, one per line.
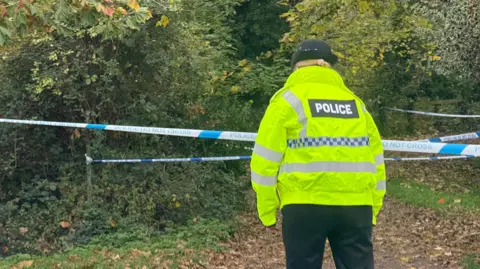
284, 66, 346, 89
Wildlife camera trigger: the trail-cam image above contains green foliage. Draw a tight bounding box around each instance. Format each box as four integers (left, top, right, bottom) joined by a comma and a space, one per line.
411, 0, 480, 81
232, 0, 290, 59
0, 0, 255, 256
1, 218, 237, 268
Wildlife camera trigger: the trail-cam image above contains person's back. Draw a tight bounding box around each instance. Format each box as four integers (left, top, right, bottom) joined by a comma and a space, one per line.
251, 39, 386, 269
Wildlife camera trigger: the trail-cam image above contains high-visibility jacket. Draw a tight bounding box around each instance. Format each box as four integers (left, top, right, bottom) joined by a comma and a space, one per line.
251, 66, 386, 227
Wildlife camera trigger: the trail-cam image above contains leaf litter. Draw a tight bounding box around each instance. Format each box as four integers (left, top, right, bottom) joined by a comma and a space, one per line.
207, 196, 479, 269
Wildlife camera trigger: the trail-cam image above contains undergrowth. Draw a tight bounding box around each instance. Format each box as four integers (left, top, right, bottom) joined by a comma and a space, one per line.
1, 218, 239, 269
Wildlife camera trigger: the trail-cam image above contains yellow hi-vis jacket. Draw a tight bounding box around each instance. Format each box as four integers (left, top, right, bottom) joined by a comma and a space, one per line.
251, 66, 386, 227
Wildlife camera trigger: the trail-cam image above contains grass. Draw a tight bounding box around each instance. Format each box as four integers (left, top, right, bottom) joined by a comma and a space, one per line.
0, 218, 238, 269
462, 254, 480, 269
387, 178, 480, 269
387, 178, 480, 213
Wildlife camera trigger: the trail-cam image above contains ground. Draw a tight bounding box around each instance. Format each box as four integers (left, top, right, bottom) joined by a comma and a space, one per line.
207, 197, 480, 269
3, 173, 480, 269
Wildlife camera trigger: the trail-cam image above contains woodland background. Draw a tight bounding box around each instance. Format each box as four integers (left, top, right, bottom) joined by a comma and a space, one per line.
0, 0, 480, 267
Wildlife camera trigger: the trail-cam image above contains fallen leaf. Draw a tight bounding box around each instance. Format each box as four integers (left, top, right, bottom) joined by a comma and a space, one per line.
175, 201, 181, 208
16, 260, 33, 268
19, 227, 28, 234
454, 199, 461, 204
60, 220, 70, 229
439, 198, 445, 204
73, 128, 81, 138
127, 0, 140, 11
3, 246, 8, 253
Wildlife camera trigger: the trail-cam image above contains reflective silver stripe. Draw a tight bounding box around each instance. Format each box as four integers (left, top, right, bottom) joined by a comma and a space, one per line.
253, 143, 283, 163
279, 161, 376, 174
374, 154, 384, 165
282, 90, 308, 138
361, 105, 367, 112
376, 180, 386, 191
251, 171, 277, 186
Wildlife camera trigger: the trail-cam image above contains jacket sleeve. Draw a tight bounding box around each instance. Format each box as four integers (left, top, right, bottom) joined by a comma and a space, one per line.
362, 105, 386, 225
250, 97, 287, 227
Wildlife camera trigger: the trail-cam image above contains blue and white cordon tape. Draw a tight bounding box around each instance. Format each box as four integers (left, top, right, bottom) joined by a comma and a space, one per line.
2, 118, 480, 156
386, 107, 480, 118
417, 131, 480, 143
85, 155, 250, 164
85, 154, 478, 164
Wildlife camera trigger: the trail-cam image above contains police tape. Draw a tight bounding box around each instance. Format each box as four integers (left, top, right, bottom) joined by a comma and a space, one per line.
0, 118, 257, 141
417, 131, 480, 143
2, 117, 480, 155
86, 155, 251, 164
85, 154, 478, 164
385, 107, 480, 118
385, 155, 476, 161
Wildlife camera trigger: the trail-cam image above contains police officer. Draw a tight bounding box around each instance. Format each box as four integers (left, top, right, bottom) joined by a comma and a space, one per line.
250, 39, 386, 269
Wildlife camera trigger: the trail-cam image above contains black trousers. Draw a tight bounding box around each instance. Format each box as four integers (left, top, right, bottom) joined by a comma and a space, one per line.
282, 204, 374, 269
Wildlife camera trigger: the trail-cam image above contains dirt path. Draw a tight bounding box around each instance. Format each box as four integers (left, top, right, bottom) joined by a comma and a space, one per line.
207, 196, 480, 269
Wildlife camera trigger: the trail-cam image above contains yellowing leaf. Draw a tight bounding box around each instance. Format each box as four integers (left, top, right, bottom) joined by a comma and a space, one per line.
0, 5, 7, 17
431, 55, 441, 61
60, 220, 70, 229
95, 3, 105, 12
128, 0, 140, 12
175, 201, 181, 208
156, 15, 169, 28
238, 59, 248, 67
146, 9, 153, 19
16, 260, 33, 268
231, 85, 240, 93
185, 194, 190, 199
454, 199, 462, 204
110, 217, 117, 228
117, 7, 128, 15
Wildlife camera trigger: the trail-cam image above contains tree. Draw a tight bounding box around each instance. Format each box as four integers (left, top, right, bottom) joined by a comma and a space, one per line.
0, 0, 160, 45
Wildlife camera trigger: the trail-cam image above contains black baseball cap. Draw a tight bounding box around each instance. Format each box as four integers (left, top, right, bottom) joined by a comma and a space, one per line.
291, 39, 338, 68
